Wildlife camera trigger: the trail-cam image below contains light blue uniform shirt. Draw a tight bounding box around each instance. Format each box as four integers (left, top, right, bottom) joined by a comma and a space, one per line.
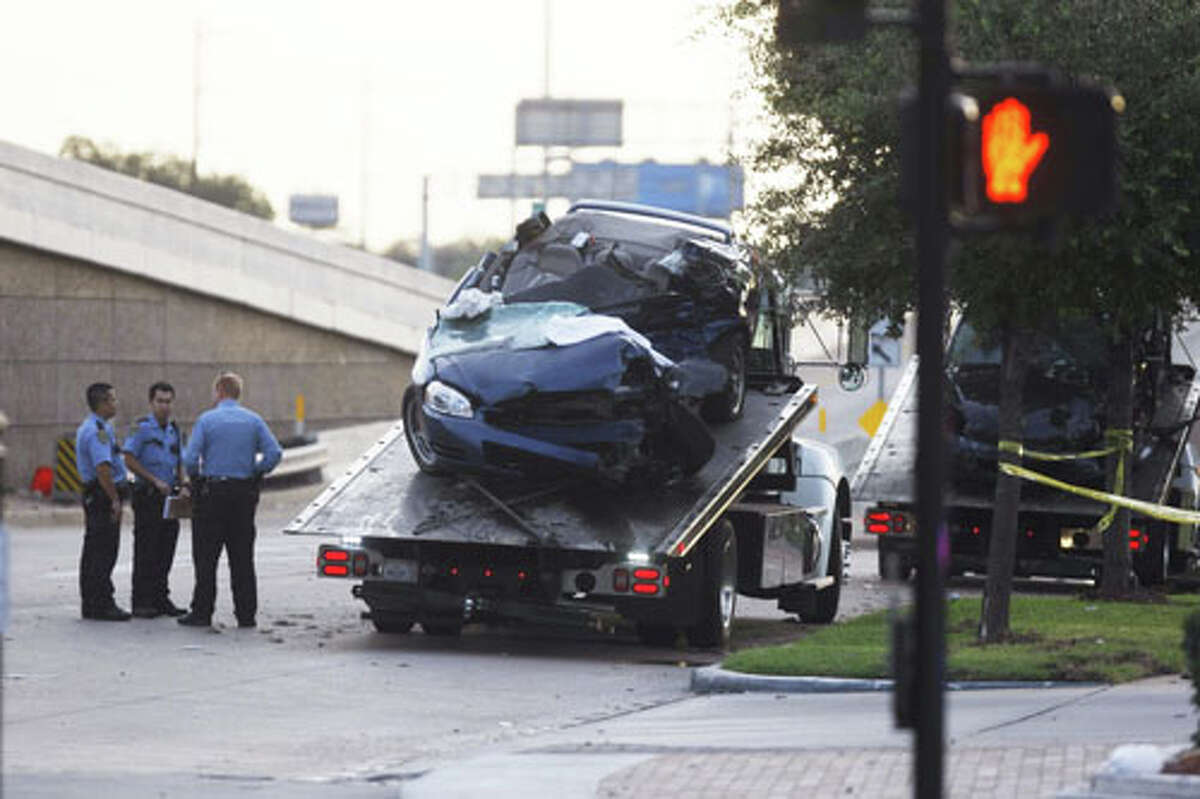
122, 416, 183, 487
75, 413, 128, 485
182, 399, 282, 479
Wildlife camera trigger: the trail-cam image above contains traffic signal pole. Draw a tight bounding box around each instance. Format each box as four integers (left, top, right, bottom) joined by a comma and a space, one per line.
913, 0, 949, 795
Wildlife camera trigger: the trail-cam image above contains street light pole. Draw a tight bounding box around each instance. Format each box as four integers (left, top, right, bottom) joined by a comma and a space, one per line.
913, 0, 950, 795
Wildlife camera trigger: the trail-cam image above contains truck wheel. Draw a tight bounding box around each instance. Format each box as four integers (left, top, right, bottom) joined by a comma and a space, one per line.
1135, 527, 1170, 586
421, 620, 463, 637
878, 547, 914, 581
636, 623, 679, 647
810, 535, 844, 624
371, 612, 415, 634
403, 385, 448, 476
686, 520, 738, 649
701, 334, 747, 423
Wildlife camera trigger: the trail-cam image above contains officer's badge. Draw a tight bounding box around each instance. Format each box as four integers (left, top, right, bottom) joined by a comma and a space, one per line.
97, 428, 109, 444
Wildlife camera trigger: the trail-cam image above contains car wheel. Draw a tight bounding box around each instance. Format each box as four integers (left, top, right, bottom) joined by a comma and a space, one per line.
1134, 525, 1170, 586
635, 622, 679, 647
371, 611, 415, 634
403, 385, 448, 476
421, 620, 463, 637
878, 546, 914, 581
686, 520, 738, 649
701, 334, 747, 423
809, 534, 844, 624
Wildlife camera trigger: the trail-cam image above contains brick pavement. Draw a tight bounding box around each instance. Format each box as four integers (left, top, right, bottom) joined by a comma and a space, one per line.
597, 744, 1114, 798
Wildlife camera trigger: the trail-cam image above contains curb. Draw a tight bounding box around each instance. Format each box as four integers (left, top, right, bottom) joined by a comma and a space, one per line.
690, 664, 1103, 694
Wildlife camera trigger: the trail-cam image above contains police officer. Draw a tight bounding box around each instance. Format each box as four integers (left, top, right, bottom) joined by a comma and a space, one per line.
122, 381, 189, 618
178, 372, 282, 628
76, 382, 132, 621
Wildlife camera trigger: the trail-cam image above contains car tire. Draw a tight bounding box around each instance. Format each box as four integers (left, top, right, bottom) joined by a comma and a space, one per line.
701, 334, 748, 423
421, 620, 463, 637
371, 612, 415, 634
1135, 525, 1170, 586
878, 547, 914, 581
403, 385, 448, 476
809, 534, 844, 624
635, 622, 679, 647
686, 520, 738, 649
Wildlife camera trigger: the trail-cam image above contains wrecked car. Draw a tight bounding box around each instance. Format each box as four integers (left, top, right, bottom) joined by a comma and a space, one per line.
402, 200, 765, 484
945, 315, 1171, 491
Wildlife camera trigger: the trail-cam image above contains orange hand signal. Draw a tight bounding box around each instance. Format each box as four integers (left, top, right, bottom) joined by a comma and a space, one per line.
982, 97, 1050, 203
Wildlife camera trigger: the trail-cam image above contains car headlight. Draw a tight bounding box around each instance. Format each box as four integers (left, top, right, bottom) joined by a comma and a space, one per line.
423, 380, 473, 418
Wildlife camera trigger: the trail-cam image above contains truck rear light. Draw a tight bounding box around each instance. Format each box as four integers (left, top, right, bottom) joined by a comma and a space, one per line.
865, 509, 911, 535
517, 570, 528, 581
318, 546, 362, 577
449, 566, 460, 576
632, 583, 659, 595
633, 568, 660, 581
613, 568, 630, 592
1129, 528, 1144, 551
483, 567, 494, 578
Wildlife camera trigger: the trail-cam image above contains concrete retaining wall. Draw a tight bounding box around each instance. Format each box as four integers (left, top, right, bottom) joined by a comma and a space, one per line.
0, 241, 413, 491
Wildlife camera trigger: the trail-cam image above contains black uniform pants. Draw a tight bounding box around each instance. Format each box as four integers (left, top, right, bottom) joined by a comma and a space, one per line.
131, 490, 181, 609
189, 480, 259, 623
80, 487, 120, 612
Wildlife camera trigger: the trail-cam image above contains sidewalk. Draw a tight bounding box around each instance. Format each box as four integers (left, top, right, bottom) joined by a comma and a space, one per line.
400, 674, 1199, 799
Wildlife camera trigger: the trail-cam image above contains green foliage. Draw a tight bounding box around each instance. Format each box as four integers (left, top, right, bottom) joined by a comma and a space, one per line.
383, 237, 507, 282
60, 136, 274, 220
722, 0, 1200, 334
722, 594, 1200, 682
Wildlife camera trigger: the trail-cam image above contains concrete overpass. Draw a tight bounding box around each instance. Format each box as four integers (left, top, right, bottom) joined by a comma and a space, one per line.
0, 138, 456, 491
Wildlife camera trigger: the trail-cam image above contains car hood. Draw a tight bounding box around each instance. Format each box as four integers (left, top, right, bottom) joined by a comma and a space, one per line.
432, 330, 662, 406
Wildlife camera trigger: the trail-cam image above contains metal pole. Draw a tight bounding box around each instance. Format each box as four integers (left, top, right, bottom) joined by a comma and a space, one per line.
191, 19, 202, 185
914, 0, 949, 795
420, 175, 432, 272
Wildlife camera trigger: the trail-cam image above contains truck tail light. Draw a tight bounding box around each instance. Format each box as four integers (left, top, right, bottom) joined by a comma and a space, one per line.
1129, 528, 1144, 551
633, 568, 660, 581
866, 509, 911, 535
613, 569, 629, 592
319, 545, 362, 578
632, 583, 659, 595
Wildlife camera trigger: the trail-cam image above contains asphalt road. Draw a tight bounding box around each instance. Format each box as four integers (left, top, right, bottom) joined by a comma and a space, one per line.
1, 477, 898, 797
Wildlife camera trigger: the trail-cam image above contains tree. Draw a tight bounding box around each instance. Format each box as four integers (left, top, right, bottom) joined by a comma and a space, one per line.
383, 237, 507, 282
60, 136, 274, 220
724, 0, 1200, 634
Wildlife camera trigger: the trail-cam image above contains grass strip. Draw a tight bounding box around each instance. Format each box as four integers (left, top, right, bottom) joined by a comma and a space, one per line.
724, 593, 1200, 683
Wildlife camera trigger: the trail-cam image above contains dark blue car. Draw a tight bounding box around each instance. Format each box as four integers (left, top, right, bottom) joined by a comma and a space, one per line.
402, 201, 767, 484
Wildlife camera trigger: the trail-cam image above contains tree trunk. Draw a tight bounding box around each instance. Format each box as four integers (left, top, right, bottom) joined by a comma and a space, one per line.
1099, 333, 1135, 598
980, 325, 1028, 643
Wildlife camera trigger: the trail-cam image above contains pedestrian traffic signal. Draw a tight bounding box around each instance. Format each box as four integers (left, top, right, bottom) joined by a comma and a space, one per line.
954, 73, 1122, 227
981, 97, 1049, 204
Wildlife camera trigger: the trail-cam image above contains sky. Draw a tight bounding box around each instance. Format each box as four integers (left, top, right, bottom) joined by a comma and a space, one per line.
0, 0, 763, 252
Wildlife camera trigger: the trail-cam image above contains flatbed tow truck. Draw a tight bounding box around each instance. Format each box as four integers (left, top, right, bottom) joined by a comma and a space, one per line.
854, 323, 1200, 587
284, 381, 852, 647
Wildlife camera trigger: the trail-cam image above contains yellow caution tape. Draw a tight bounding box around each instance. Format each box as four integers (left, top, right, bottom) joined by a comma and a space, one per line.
998, 430, 1135, 534
997, 429, 1133, 462
999, 462, 1200, 525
